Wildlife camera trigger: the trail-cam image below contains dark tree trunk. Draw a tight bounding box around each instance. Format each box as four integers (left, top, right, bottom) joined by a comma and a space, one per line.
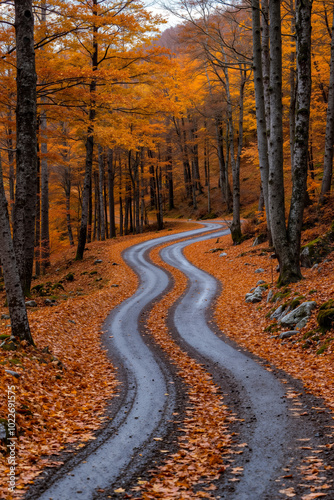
0, 154, 34, 345
76, 0, 97, 259
13, 0, 38, 295
107, 148, 116, 238
166, 139, 174, 210
35, 139, 41, 276
40, 108, 50, 273
98, 145, 105, 241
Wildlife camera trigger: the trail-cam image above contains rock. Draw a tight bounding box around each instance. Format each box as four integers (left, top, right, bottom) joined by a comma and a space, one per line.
219, 252, 227, 257
270, 305, 284, 320
295, 317, 308, 330
25, 300, 37, 307
279, 301, 317, 327
112, 262, 119, 266
267, 290, 274, 303
5, 369, 21, 378
312, 263, 319, 270
300, 246, 312, 268
111, 284, 119, 288
255, 268, 265, 273
68, 320, 76, 324
279, 330, 299, 340
0, 423, 6, 440
94, 259, 103, 264
256, 280, 265, 286
1, 314, 10, 320
245, 286, 263, 303
44, 299, 56, 306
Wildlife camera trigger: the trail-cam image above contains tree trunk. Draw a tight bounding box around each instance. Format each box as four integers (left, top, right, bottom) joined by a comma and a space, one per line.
0, 154, 34, 345
251, 0, 271, 235
40, 107, 50, 273
320, 2, 334, 203
166, 138, 174, 210
98, 145, 106, 241
13, 0, 38, 295
107, 148, 116, 238
76, 0, 97, 259
268, 0, 312, 285
35, 139, 41, 276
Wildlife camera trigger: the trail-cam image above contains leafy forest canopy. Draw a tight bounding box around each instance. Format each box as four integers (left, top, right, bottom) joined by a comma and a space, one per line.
0, 0, 333, 341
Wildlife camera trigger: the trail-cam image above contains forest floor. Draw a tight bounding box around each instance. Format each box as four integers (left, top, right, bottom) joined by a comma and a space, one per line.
0, 219, 334, 499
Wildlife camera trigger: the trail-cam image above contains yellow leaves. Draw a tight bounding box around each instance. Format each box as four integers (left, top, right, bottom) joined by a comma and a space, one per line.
114, 487, 126, 493
279, 487, 296, 497
301, 494, 327, 500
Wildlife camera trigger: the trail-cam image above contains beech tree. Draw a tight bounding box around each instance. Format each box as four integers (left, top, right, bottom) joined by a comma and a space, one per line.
12, 0, 38, 295
267, 0, 312, 285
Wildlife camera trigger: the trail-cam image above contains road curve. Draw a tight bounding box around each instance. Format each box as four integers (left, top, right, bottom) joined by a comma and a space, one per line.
161, 236, 291, 500
31, 222, 227, 500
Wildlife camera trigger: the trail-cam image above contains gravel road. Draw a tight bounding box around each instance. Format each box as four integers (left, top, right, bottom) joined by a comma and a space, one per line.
26, 222, 334, 500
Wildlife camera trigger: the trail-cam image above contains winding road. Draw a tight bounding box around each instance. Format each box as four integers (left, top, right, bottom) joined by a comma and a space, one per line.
27, 222, 334, 500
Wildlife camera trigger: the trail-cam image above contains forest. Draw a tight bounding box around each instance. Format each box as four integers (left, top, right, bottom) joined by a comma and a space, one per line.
1, 0, 334, 498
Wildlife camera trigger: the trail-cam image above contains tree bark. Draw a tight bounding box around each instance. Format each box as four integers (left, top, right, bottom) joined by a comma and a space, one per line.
107, 148, 116, 238
76, 0, 97, 259
13, 0, 38, 295
251, 0, 270, 235
320, 2, 334, 203
0, 154, 34, 345
98, 145, 106, 241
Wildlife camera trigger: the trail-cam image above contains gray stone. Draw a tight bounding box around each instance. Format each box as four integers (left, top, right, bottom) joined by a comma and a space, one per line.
312, 263, 319, 270
1, 314, 10, 320
111, 284, 119, 287
245, 286, 263, 303
279, 330, 299, 340
295, 317, 308, 330
256, 280, 266, 286
300, 246, 312, 268
270, 305, 283, 320
5, 369, 21, 378
0, 423, 6, 440
279, 301, 317, 327
94, 259, 103, 264
219, 252, 227, 257
267, 290, 274, 303
255, 268, 265, 273
25, 300, 37, 307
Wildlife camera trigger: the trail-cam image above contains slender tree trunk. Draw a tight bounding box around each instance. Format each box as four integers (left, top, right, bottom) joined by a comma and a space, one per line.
107, 148, 116, 238
76, 0, 97, 259
7, 112, 15, 225
0, 154, 34, 345
166, 138, 174, 210
320, 2, 334, 203
156, 166, 163, 230
88, 176, 92, 243
13, 0, 38, 295
35, 140, 41, 276
251, 0, 271, 235
98, 145, 105, 241
40, 107, 50, 273
289, 0, 296, 170
65, 177, 74, 246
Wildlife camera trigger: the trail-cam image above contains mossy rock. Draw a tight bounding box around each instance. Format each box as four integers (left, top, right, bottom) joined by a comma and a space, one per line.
1, 342, 17, 351
301, 225, 334, 267
0, 334, 11, 340
317, 299, 334, 332
52, 283, 65, 291
272, 289, 291, 303
65, 272, 74, 282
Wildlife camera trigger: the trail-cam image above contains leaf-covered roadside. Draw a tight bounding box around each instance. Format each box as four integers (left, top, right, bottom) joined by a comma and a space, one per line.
0, 222, 196, 499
